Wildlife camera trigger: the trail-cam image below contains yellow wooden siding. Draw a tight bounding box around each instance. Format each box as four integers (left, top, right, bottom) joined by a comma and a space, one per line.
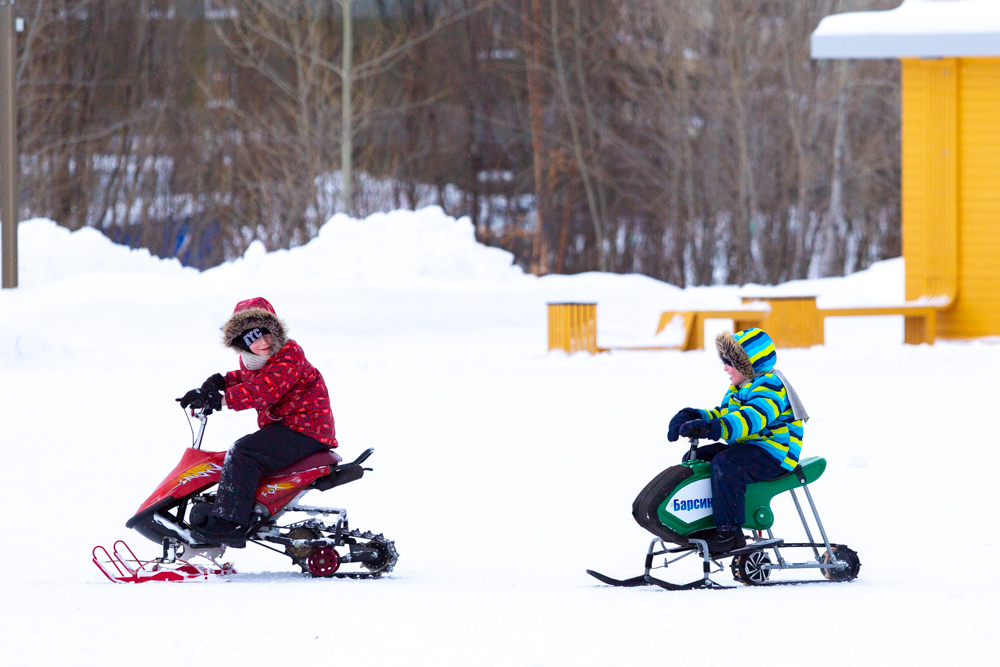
953, 58, 1000, 337
901, 57, 1000, 338
901, 59, 958, 309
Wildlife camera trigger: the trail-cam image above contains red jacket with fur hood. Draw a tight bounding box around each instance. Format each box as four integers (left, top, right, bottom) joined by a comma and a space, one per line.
221, 297, 336, 447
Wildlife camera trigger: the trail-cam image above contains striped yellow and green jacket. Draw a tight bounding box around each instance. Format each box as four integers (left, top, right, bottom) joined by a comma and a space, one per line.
701, 328, 806, 470
697, 373, 804, 471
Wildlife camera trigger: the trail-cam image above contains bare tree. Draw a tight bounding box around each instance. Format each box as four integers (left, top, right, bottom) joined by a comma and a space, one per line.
12, 0, 902, 279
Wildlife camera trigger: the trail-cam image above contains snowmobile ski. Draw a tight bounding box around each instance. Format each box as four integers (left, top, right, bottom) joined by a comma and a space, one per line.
585, 570, 649, 587
644, 574, 734, 591
586, 570, 736, 590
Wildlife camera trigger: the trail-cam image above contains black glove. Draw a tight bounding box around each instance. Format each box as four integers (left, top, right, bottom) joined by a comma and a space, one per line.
178, 388, 204, 409
205, 389, 222, 412
668, 408, 702, 442
177, 388, 223, 413
679, 418, 722, 441
201, 373, 226, 394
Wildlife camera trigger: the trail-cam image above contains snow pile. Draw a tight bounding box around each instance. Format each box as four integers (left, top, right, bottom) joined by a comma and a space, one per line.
15, 206, 524, 290
16, 217, 190, 289
215, 208, 527, 288
735, 259, 905, 307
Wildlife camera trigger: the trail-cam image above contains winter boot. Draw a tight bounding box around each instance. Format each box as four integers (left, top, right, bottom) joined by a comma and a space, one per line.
700, 529, 747, 555
190, 517, 248, 548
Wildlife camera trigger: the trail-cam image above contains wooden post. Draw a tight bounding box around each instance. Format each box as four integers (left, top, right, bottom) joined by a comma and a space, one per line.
547, 303, 597, 354
522, 0, 548, 274
0, 1, 16, 289
340, 0, 353, 215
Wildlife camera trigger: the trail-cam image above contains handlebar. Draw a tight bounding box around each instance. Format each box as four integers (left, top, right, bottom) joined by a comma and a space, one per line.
682, 436, 700, 463
176, 395, 216, 416
185, 403, 215, 417
179, 403, 213, 449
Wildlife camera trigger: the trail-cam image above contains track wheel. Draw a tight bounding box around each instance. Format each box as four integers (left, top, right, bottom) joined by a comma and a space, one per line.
362, 535, 399, 578
821, 545, 861, 582
735, 550, 771, 585
285, 527, 321, 560
307, 546, 340, 577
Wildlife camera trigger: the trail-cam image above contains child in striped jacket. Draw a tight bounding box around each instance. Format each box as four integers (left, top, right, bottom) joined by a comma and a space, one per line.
666, 328, 809, 554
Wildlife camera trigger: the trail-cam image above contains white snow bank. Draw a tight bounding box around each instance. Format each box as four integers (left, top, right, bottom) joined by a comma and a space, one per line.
9, 210, 903, 308
738, 258, 905, 307
14, 207, 524, 290
212, 207, 526, 288
812, 0, 1000, 58
2, 209, 530, 368
0, 209, 911, 365
15, 217, 191, 289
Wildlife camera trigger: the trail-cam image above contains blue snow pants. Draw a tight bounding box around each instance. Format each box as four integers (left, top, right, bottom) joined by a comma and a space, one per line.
686, 442, 786, 531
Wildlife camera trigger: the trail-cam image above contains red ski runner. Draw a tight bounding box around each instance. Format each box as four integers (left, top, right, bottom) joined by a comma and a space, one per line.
92, 540, 236, 584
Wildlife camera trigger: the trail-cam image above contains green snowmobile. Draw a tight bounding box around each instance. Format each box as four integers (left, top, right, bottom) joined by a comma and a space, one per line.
587, 438, 861, 590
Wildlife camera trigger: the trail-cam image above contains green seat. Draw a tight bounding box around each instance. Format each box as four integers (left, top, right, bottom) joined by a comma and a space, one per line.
743, 457, 826, 530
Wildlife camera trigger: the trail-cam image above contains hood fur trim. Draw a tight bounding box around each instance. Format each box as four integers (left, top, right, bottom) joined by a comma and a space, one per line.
715, 331, 755, 382
222, 307, 288, 352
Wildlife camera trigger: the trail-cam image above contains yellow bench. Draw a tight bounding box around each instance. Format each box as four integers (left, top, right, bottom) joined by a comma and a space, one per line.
657, 296, 938, 350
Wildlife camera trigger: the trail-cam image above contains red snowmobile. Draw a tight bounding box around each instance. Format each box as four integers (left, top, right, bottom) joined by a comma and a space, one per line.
93, 403, 398, 583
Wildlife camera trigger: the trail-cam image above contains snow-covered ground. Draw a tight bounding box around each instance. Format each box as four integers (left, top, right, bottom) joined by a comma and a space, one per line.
1, 208, 996, 665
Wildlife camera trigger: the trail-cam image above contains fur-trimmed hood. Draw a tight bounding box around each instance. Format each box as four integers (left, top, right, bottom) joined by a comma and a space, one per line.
715, 328, 776, 382
221, 297, 289, 352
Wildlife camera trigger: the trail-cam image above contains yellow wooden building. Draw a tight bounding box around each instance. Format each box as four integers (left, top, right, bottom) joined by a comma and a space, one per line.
813, 0, 1000, 338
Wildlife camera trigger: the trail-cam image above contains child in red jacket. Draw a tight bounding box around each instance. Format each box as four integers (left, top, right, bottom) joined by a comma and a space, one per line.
179, 297, 336, 547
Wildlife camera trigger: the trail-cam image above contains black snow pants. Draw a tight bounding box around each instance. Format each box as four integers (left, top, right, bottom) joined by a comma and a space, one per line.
212, 423, 328, 526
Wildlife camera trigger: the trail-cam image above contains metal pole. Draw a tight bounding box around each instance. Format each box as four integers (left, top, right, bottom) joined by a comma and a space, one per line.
788, 488, 822, 560
800, 483, 837, 562
0, 1, 17, 289
340, 0, 352, 216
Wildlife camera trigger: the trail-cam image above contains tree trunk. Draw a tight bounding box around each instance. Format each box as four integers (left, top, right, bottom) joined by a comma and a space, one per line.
522, 0, 549, 274
551, 0, 604, 272
822, 60, 849, 278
